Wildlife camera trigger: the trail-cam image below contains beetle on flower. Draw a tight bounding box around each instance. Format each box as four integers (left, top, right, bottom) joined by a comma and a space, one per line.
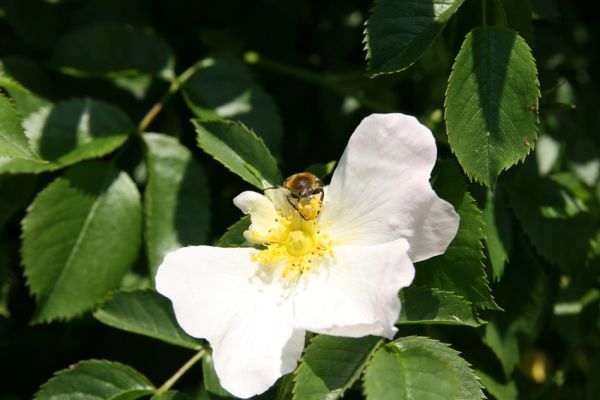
156, 113, 460, 398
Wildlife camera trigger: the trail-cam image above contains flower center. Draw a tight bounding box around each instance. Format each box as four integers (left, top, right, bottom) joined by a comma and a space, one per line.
285, 229, 315, 257
249, 198, 333, 278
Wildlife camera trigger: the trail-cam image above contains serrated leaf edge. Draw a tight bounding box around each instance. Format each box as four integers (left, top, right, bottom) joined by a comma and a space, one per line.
292, 335, 383, 400
193, 118, 282, 189
444, 26, 540, 187
34, 359, 155, 400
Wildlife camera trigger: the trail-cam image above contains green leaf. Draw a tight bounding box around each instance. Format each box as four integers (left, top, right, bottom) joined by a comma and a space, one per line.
50, 23, 174, 80
363, 336, 484, 399
216, 216, 251, 247
445, 26, 540, 187
482, 241, 548, 376
194, 119, 282, 189
152, 391, 194, 400
505, 166, 594, 271
398, 286, 482, 327
293, 335, 381, 400
35, 359, 154, 400
22, 162, 142, 322
305, 161, 336, 180
143, 133, 211, 278
415, 161, 497, 309
94, 289, 201, 350
0, 92, 37, 159
0, 98, 133, 174
203, 354, 234, 398
476, 369, 518, 400
0, 55, 54, 116
365, 0, 466, 76
483, 185, 513, 280
183, 57, 283, 153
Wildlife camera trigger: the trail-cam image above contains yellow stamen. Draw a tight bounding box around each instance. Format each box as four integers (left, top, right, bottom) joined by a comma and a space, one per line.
249, 197, 333, 278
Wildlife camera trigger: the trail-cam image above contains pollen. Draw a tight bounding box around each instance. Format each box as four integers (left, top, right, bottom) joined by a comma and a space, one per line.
296, 195, 322, 221
250, 199, 333, 278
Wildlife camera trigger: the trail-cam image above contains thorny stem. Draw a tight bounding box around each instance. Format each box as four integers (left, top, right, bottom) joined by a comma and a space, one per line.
244, 51, 395, 113
137, 60, 203, 133
155, 348, 206, 395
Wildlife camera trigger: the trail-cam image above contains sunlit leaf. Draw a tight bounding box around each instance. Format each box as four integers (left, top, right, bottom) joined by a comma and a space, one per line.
194, 119, 282, 189
445, 26, 539, 187
35, 360, 154, 400
364, 336, 484, 399
184, 57, 283, 153
22, 162, 142, 322
94, 289, 201, 350
0, 92, 37, 160
0, 55, 54, 116
144, 133, 210, 278
0, 98, 132, 174
398, 286, 482, 327
365, 0, 466, 75
293, 335, 380, 400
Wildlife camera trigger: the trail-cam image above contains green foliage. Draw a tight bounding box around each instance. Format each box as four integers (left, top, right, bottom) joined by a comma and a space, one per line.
415, 161, 497, 310
293, 335, 381, 400
0, 55, 54, 115
365, 0, 466, 76
1, 1, 598, 399
22, 162, 142, 322
483, 186, 513, 280
202, 354, 234, 399
183, 57, 283, 153
216, 216, 251, 247
94, 289, 201, 350
50, 23, 174, 80
35, 360, 154, 400
363, 336, 484, 399
505, 164, 595, 271
398, 286, 482, 327
194, 119, 282, 189
482, 242, 549, 376
0, 98, 133, 174
445, 26, 539, 187
144, 133, 210, 278
0, 92, 37, 159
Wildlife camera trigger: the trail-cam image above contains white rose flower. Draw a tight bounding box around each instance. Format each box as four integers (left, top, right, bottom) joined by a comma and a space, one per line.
156, 113, 460, 398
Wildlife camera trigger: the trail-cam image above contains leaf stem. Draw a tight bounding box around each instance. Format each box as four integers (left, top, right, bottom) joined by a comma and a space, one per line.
482, 0, 487, 27
156, 348, 206, 395
244, 51, 395, 113
138, 60, 203, 133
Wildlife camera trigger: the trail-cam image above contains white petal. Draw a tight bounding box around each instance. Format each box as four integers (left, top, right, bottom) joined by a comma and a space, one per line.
319, 113, 459, 262
233, 191, 279, 240
291, 238, 414, 339
155, 246, 304, 398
